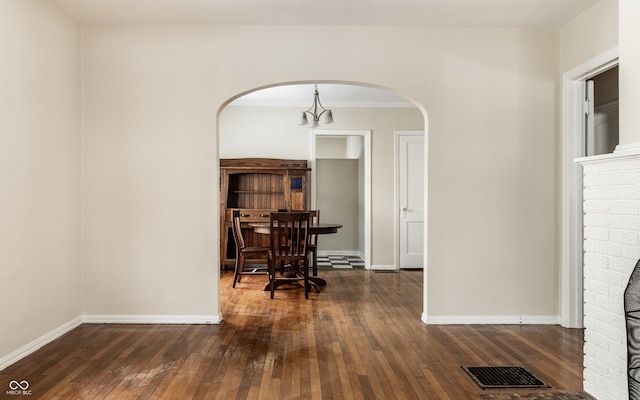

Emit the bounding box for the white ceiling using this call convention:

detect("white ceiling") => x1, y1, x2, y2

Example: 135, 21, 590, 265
53, 0, 598, 28
52, 0, 598, 107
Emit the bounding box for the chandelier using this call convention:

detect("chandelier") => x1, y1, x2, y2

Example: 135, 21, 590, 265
299, 84, 334, 128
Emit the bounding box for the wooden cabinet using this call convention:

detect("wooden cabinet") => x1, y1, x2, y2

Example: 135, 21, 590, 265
219, 158, 309, 268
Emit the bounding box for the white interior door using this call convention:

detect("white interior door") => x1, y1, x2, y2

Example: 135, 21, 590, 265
398, 133, 424, 269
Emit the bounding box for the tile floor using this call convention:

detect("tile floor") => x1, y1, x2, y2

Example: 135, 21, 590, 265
317, 255, 365, 269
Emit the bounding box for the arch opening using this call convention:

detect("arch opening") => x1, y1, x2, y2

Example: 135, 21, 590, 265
216, 80, 429, 321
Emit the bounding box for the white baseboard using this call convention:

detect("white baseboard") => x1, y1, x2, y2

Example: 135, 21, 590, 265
371, 264, 397, 271
422, 314, 560, 325
0, 316, 83, 372
82, 314, 222, 325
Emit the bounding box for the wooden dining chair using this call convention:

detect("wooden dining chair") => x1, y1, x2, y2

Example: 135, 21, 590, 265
308, 210, 320, 276
268, 211, 312, 299
231, 209, 271, 288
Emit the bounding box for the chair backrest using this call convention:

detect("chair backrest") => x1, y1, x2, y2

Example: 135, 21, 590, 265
308, 210, 320, 246
231, 209, 245, 250
269, 211, 311, 258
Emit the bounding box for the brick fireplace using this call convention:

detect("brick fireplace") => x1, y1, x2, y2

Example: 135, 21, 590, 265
579, 150, 640, 400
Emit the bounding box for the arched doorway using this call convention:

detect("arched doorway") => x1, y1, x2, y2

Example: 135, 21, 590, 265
217, 81, 429, 320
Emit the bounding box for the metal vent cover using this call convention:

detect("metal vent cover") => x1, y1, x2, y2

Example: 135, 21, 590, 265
463, 366, 550, 389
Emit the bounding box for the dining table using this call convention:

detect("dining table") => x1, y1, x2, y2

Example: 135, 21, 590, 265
248, 221, 343, 292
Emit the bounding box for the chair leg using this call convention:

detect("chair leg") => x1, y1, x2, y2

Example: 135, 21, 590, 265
312, 248, 318, 276
269, 258, 275, 299
233, 252, 243, 288
303, 259, 309, 299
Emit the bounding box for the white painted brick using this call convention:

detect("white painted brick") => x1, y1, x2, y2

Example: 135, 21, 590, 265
586, 265, 624, 288
595, 240, 624, 257
585, 329, 610, 351
584, 252, 610, 268
584, 239, 599, 253
623, 246, 640, 261
599, 349, 625, 373
599, 268, 626, 288
622, 216, 640, 231
608, 171, 640, 185
584, 213, 624, 229
584, 314, 598, 330
619, 185, 640, 200
584, 277, 610, 296
583, 239, 596, 252
610, 230, 639, 246
610, 257, 634, 274
595, 294, 623, 315
583, 305, 598, 324
586, 311, 625, 343
609, 200, 640, 216
609, 285, 626, 303
584, 264, 607, 281
584, 200, 610, 214
608, 368, 627, 386
584, 172, 612, 186
585, 226, 610, 240
588, 348, 611, 375
584, 290, 597, 305
610, 341, 628, 364
584, 186, 621, 200
582, 155, 640, 400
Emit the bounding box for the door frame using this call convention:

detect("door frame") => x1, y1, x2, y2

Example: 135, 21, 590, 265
395, 130, 425, 270
310, 129, 371, 269
561, 47, 618, 328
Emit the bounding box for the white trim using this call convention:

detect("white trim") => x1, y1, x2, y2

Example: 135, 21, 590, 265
310, 129, 372, 270
423, 315, 560, 325
614, 142, 640, 156
228, 100, 414, 109
82, 315, 222, 325
0, 316, 83, 371
561, 47, 619, 328
574, 144, 640, 165
371, 264, 397, 271
575, 145, 640, 165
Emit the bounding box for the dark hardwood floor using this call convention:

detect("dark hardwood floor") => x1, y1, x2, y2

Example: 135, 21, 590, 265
0, 269, 585, 399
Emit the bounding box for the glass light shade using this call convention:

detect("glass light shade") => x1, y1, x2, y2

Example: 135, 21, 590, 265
300, 112, 309, 126
324, 110, 334, 124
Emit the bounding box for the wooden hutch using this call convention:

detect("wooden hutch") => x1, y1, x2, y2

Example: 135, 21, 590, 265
219, 158, 309, 268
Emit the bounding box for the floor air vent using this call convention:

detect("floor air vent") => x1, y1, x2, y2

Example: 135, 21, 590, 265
463, 366, 550, 389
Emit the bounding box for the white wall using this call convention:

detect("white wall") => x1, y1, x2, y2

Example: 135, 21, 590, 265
0, 0, 81, 367
559, 0, 619, 72
81, 24, 560, 322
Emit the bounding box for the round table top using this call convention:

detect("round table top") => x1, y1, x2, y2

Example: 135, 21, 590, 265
249, 222, 343, 235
